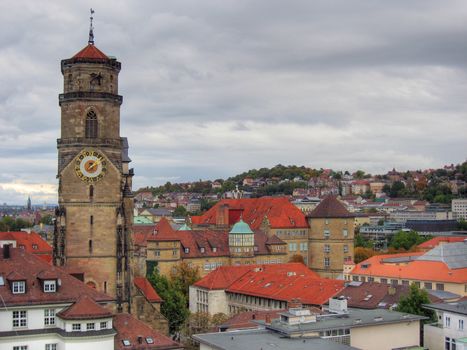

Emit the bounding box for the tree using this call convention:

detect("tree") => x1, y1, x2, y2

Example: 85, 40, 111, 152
354, 247, 375, 264
288, 254, 305, 264
396, 284, 435, 322
40, 214, 54, 225
148, 270, 190, 335
170, 262, 201, 300
389, 230, 428, 251
181, 312, 229, 350
354, 170, 365, 179
173, 206, 188, 217
355, 234, 372, 248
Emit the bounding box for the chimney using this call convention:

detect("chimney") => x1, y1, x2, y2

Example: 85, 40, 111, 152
3, 244, 11, 259
288, 298, 303, 309
216, 203, 229, 227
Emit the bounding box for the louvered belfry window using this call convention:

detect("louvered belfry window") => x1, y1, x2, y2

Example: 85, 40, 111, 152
85, 110, 98, 138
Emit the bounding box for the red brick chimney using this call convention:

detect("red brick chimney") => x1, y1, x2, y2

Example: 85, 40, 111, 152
216, 203, 229, 227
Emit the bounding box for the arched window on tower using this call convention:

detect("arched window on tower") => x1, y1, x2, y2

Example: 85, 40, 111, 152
85, 110, 98, 138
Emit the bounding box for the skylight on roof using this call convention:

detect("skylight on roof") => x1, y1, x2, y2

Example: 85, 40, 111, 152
0, 276, 4, 286
146, 337, 154, 344
122, 339, 131, 346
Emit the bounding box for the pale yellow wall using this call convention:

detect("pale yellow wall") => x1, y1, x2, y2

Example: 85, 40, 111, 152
351, 321, 420, 350
424, 324, 444, 350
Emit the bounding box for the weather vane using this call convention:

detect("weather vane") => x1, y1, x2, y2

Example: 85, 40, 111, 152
88, 8, 95, 45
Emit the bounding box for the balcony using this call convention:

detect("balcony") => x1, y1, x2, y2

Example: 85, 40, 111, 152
59, 92, 123, 105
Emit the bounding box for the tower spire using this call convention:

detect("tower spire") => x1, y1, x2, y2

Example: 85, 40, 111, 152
88, 8, 95, 45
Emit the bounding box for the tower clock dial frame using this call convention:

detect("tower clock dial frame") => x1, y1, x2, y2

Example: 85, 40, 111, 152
74, 149, 108, 183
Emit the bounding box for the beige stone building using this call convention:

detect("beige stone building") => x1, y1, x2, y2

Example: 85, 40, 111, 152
307, 196, 355, 279
53, 34, 166, 332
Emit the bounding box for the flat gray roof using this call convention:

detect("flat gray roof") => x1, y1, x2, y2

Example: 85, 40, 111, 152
424, 301, 467, 316
193, 329, 358, 350
266, 308, 425, 335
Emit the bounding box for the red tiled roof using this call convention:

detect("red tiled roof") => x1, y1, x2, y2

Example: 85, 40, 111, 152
226, 264, 343, 306
136, 218, 285, 258
350, 253, 467, 284
114, 313, 181, 350
195, 263, 342, 306
134, 277, 163, 303
191, 197, 308, 229
0, 247, 113, 307
72, 44, 109, 59
57, 294, 113, 320
0, 231, 52, 262
194, 265, 253, 290
417, 236, 466, 250
307, 195, 354, 218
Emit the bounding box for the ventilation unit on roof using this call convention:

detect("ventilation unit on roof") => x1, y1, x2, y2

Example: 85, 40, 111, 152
287, 271, 296, 276
361, 263, 371, 269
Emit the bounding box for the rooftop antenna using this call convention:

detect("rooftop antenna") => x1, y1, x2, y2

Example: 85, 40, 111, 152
88, 8, 95, 45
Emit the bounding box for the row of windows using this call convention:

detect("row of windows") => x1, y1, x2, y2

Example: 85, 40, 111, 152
445, 317, 464, 330
13, 346, 55, 350
12, 309, 107, 330
288, 242, 308, 252
324, 245, 349, 253
350, 276, 445, 291
204, 262, 223, 271
323, 229, 348, 238
276, 229, 307, 236
12, 280, 57, 294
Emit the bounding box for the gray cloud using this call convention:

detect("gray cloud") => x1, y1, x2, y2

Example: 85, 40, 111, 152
1, 0, 466, 204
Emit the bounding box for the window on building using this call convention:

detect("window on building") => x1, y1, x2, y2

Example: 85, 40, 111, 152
32, 244, 38, 250
445, 336, 456, 350
380, 278, 388, 284
172, 249, 177, 256
12, 310, 27, 328
12, 281, 26, 294
459, 319, 464, 330
390, 279, 398, 286
343, 245, 348, 253
85, 110, 98, 138
368, 277, 374, 282
325, 219, 329, 225
43, 280, 56, 293
44, 309, 55, 326
90, 215, 93, 225
155, 250, 160, 257
425, 282, 432, 290
436, 283, 444, 291
87, 323, 95, 330
100, 321, 108, 329
324, 229, 330, 238
72, 323, 81, 331
445, 316, 451, 328
13, 346, 28, 350
324, 257, 330, 268
324, 245, 330, 253
200, 247, 205, 253
45, 344, 57, 350
88, 240, 93, 254
342, 229, 348, 237
414, 281, 420, 288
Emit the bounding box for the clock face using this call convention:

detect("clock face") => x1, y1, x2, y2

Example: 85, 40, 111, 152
74, 149, 107, 183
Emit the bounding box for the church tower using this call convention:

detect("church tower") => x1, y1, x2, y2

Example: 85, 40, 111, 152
53, 14, 134, 312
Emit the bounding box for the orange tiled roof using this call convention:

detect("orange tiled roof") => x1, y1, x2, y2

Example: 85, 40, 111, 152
134, 277, 163, 303
417, 236, 466, 250
350, 253, 467, 284
191, 197, 308, 229
72, 44, 108, 59
57, 294, 113, 320
194, 265, 253, 290
114, 313, 181, 350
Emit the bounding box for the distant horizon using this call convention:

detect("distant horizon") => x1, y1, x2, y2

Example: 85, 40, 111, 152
2, 1, 467, 204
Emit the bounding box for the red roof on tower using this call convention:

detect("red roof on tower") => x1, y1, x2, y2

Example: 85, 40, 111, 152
307, 195, 354, 218
57, 294, 113, 320
72, 44, 109, 60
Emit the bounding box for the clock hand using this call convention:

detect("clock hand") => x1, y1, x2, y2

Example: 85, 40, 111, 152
89, 159, 102, 170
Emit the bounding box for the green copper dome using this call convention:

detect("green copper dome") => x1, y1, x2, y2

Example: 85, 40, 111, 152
229, 219, 254, 234
178, 223, 192, 231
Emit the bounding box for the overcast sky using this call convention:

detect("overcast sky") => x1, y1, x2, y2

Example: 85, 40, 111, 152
1, 1, 467, 205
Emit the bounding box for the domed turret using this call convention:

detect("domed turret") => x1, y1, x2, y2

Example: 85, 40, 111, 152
229, 219, 255, 258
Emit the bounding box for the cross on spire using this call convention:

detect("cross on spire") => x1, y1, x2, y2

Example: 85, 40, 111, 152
88, 8, 95, 45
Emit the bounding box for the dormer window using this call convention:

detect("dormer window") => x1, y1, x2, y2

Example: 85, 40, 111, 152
32, 244, 38, 250
12, 281, 26, 294
212, 247, 217, 252
184, 248, 190, 253
44, 280, 57, 293
122, 339, 131, 346
200, 247, 205, 253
